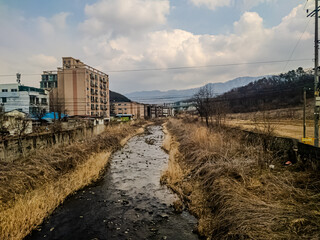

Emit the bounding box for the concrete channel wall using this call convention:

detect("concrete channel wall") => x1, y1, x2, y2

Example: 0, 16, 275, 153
232, 128, 320, 169
0, 124, 106, 162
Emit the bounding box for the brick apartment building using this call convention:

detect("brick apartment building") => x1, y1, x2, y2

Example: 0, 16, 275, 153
41, 57, 109, 118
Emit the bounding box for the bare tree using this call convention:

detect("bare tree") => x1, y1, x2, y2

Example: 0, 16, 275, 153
194, 85, 214, 127
50, 99, 67, 133
8, 116, 31, 153
212, 100, 228, 126
33, 107, 47, 122
0, 112, 9, 139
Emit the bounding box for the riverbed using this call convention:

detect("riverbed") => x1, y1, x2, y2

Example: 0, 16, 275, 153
26, 125, 198, 240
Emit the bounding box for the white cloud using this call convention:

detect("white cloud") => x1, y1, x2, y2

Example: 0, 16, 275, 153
190, 0, 277, 11
241, 0, 277, 10
28, 54, 58, 68
189, 0, 232, 10
0, 2, 313, 94
79, 0, 170, 36
0, 6, 75, 86
84, 3, 312, 92
36, 12, 70, 36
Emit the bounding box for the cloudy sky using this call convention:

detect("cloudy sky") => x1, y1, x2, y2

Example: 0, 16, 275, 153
0, 0, 314, 94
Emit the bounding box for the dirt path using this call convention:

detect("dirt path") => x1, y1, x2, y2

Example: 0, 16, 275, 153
25, 125, 198, 240
225, 119, 315, 140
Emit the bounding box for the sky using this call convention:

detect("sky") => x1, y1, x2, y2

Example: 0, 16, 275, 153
0, 0, 315, 94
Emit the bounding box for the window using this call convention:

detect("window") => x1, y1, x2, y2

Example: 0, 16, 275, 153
11, 89, 17, 92
2, 89, 8, 92
118, 108, 122, 110
118, 103, 121, 106
41, 98, 47, 105
2, 97, 7, 103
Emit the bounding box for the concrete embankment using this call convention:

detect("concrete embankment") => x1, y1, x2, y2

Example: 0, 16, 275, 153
0, 122, 145, 240
161, 118, 320, 239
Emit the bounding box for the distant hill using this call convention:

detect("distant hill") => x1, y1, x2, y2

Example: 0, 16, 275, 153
214, 68, 313, 113
110, 90, 131, 102
125, 76, 265, 104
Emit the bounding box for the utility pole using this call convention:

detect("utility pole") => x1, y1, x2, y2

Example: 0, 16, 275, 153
314, 0, 319, 147
304, 88, 307, 138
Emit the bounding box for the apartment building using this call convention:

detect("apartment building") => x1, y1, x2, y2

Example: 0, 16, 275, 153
0, 83, 49, 115
42, 57, 110, 118
112, 102, 145, 119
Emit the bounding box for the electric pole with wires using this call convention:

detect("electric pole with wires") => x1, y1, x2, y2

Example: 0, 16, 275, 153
307, 0, 320, 147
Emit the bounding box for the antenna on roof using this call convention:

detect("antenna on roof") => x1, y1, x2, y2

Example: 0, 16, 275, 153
16, 73, 21, 85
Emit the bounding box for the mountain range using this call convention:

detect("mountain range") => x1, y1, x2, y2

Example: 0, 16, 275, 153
124, 76, 266, 104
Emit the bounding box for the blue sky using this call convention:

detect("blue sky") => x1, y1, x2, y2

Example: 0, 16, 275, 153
0, 0, 313, 93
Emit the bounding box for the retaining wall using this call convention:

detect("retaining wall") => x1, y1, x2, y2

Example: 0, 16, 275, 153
0, 124, 106, 162
230, 127, 320, 169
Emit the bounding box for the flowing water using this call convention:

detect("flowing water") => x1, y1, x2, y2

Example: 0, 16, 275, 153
26, 125, 199, 240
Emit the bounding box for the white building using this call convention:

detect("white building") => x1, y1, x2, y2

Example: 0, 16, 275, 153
0, 83, 49, 116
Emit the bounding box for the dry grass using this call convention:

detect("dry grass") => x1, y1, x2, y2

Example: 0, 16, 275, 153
0, 121, 145, 240
225, 105, 316, 140
162, 118, 320, 239
225, 118, 314, 140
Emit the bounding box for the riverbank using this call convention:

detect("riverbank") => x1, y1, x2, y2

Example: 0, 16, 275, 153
0, 121, 145, 240
161, 118, 320, 239
26, 125, 198, 240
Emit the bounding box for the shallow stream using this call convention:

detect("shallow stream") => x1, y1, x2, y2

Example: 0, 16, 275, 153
26, 125, 198, 240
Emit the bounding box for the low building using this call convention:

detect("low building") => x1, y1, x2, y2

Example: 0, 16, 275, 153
0, 83, 49, 116
1, 110, 32, 136
162, 106, 174, 117
40, 71, 58, 89
112, 102, 145, 119
144, 104, 174, 118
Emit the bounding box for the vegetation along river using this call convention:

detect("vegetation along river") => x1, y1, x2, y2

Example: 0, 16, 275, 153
26, 125, 199, 240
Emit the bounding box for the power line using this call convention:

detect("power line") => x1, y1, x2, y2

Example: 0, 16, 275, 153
106, 59, 312, 73
0, 58, 312, 77
282, 15, 312, 72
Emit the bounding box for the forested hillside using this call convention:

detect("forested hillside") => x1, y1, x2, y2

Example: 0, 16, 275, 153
215, 67, 313, 113
110, 90, 131, 102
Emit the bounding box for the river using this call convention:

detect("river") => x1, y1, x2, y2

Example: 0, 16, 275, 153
26, 125, 199, 240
